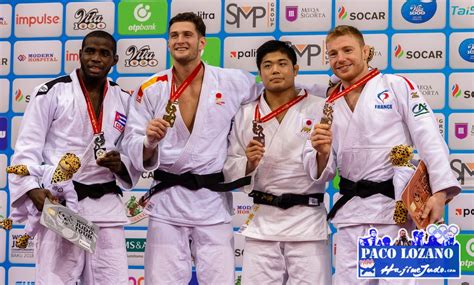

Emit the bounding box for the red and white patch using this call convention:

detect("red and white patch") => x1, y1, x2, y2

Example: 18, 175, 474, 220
298, 117, 315, 138
215, 92, 225, 105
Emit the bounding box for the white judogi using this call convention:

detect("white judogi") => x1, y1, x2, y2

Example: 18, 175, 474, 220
303, 73, 461, 285
224, 90, 331, 285
123, 64, 258, 285
9, 69, 140, 285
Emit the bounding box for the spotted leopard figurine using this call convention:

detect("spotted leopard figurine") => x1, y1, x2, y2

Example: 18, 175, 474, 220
0, 217, 12, 230
390, 144, 416, 225
6, 153, 81, 248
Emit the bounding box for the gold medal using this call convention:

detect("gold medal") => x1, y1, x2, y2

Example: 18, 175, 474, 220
162, 100, 177, 127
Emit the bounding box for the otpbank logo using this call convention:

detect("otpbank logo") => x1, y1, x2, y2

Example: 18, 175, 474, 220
118, 1, 168, 35
401, 0, 437, 23
225, 0, 276, 33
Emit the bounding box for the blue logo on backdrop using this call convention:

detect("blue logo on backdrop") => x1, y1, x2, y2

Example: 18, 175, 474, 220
358, 224, 460, 279
0, 117, 7, 150
401, 0, 437, 23
458, 38, 474, 63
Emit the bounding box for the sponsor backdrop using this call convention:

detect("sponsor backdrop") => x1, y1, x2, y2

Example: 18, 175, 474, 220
0, 0, 473, 284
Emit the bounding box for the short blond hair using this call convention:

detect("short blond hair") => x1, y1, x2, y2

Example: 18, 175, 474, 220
326, 25, 365, 47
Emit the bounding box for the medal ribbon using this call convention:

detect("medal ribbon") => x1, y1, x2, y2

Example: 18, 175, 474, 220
254, 90, 308, 123
326, 69, 380, 103
77, 69, 108, 134
170, 62, 203, 102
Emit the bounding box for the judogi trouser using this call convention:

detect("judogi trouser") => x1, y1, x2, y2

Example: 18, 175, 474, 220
334, 224, 417, 285
34, 225, 128, 285
145, 219, 235, 285
242, 238, 331, 285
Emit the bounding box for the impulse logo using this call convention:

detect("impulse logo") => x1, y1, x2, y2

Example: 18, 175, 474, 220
15, 13, 60, 27
395, 45, 404, 58
338, 6, 348, 20
451, 84, 462, 98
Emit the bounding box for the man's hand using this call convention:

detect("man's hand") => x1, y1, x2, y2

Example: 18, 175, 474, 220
310, 123, 332, 156
27, 188, 58, 211
422, 190, 447, 224
96, 150, 124, 174
145, 118, 170, 149
245, 139, 265, 175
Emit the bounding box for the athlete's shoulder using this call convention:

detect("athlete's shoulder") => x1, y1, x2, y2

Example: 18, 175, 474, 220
35, 75, 72, 96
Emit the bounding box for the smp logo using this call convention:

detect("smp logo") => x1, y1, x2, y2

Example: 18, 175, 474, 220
124, 45, 158, 67
455, 208, 474, 217
291, 43, 322, 66
393, 44, 442, 59
226, 2, 276, 30
229, 48, 257, 59
451, 157, 474, 187
73, 8, 106, 30
458, 38, 474, 63
14, 89, 30, 103
0, 117, 7, 150
338, 6, 348, 20
401, 0, 437, 23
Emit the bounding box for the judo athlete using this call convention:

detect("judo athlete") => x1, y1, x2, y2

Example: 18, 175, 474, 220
122, 12, 258, 285
303, 25, 461, 285
224, 40, 331, 285
8, 31, 140, 285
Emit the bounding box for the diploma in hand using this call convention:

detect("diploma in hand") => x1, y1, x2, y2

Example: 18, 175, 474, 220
401, 160, 432, 229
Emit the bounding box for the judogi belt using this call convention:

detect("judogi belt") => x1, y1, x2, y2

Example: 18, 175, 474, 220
249, 190, 324, 209
73, 181, 123, 201
140, 170, 251, 204
327, 177, 394, 220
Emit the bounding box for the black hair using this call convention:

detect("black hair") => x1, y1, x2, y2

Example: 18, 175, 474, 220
82, 31, 117, 55
256, 40, 297, 70
169, 12, 206, 37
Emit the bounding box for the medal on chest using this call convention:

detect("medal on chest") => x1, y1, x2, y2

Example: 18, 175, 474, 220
163, 62, 203, 127
93, 132, 106, 159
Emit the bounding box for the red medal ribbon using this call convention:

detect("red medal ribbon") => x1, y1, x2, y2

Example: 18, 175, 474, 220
254, 90, 308, 123
170, 62, 203, 102
326, 69, 380, 103
77, 69, 108, 134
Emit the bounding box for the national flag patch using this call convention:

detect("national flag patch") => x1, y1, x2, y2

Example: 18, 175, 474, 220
114, 111, 127, 132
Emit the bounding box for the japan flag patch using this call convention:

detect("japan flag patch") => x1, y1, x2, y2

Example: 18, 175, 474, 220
298, 117, 315, 139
